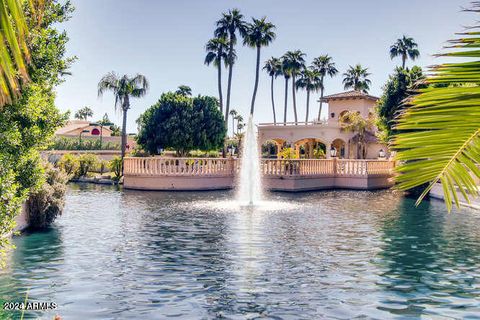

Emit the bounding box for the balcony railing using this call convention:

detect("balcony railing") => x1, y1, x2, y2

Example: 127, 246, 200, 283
124, 157, 395, 177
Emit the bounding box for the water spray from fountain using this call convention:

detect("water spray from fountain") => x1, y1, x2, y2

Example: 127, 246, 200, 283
237, 115, 263, 206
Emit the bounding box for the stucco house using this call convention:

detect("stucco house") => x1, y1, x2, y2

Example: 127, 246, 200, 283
55, 120, 113, 137
258, 90, 387, 159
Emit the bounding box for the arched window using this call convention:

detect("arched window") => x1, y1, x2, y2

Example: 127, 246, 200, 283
91, 128, 100, 136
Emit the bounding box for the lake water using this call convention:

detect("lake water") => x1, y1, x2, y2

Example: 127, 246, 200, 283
1, 184, 480, 319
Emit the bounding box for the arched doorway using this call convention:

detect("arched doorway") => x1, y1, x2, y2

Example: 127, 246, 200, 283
331, 138, 347, 158
294, 138, 326, 159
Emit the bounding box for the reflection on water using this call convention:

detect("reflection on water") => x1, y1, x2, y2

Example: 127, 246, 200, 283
1, 184, 480, 319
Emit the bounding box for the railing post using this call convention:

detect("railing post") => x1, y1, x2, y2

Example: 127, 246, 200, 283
333, 157, 337, 176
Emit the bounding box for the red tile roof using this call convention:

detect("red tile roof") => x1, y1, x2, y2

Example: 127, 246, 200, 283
322, 90, 379, 102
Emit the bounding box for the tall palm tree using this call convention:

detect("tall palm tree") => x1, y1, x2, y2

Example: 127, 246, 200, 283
263, 57, 282, 124
390, 35, 420, 69
243, 16, 276, 116
214, 9, 247, 126
280, 56, 291, 124
312, 55, 338, 121
282, 50, 306, 124
394, 3, 480, 211
342, 64, 371, 93
204, 37, 229, 113
0, 0, 31, 107
296, 68, 322, 123
98, 72, 149, 164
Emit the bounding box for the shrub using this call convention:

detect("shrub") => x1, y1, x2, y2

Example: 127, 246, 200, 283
109, 156, 122, 182
57, 153, 79, 176
26, 163, 68, 228
77, 154, 99, 177
50, 136, 120, 151
279, 147, 297, 159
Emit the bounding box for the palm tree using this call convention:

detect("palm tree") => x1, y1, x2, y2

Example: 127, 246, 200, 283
390, 35, 420, 69
214, 9, 247, 126
282, 50, 306, 124
280, 56, 291, 124
235, 114, 244, 133
0, 0, 30, 106
229, 109, 238, 136
74, 106, 94, 120
342, 64, 371, 93
296, 68, 322, 123
394, 3, 480, 211
98, 72, 149, 164
312, 55, 338, 121
205, 37, 229, 113
263, 57, 282, 124
243, 17, 276, 116
339, 111, 375, 159
175, 85, 192, 96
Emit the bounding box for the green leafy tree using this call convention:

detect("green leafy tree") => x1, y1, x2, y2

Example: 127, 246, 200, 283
376, 66, 425, 143
282, 50, 306, 124
175, 85, 192, 96
390, 35, 420, 69
205, 37, 230, 114
214, 8, 247, 126
243, 16, 276, 115
0, 0, 74, 259
97, 72, 149, 162
394, 3, 480, 211
296, 68, 322, 123
342, 64, 372, 93
263, 57, 282, 124
312, 55, 338, 120
136, 92, 226, 156
74, 106, 93, 120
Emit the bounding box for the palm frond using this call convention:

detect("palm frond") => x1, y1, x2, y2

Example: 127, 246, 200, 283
0, 0, 30, 107
394, 4, 480, 211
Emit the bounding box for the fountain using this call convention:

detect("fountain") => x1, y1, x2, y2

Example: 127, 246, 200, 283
237, 115, 263, 206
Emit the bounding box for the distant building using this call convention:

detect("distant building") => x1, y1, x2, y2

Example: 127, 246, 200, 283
258, 90, 387, 159
55, 120, 113, 137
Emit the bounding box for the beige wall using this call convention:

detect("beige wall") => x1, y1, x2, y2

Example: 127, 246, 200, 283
327, 99, 376, 123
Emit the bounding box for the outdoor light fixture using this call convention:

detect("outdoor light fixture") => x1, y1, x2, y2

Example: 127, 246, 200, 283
330, 146, 337, 158
79, 129, 90, 145
379, 149, 386, 158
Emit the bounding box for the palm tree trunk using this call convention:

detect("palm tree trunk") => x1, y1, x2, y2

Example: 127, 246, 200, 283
318, 75, 325, 121
217, 59, 223, 114
292, 74, 298, 124
232, 116, 235, 137
225, 38, 234, 127
249, 45, 261, 116
402, 54, 406, 69
270, 75, 276, 124
305, 89, 310, 123
283, 77, 289, 125
121, 104, 128, 175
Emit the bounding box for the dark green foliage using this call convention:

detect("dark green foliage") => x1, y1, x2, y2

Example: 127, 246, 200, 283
376, 66, 425, 143
26, 162, 68, 229
136, 92, 226, 156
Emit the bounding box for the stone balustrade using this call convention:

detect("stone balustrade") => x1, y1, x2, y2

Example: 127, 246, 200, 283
123, 157, 395, 191
124, 157, 235, 176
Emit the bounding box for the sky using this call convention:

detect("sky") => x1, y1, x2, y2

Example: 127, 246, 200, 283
55, 0, 472, 134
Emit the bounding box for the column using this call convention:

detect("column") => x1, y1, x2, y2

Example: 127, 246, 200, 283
326, 142, 332, 159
